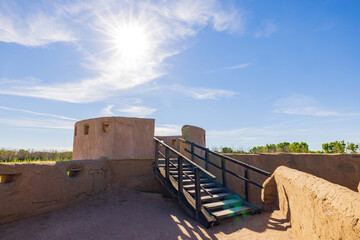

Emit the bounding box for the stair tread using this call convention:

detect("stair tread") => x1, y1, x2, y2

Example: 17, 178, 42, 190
183, 178, 209, 183
203, 199, 244, 210
183, 183, 217, 189
169, 170, 193, 174
187, 187, 225, 194
201, 193, 231, 202
211, 206, 252, 219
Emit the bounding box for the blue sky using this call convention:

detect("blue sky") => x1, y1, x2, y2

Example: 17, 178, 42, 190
0, 0, 359, 151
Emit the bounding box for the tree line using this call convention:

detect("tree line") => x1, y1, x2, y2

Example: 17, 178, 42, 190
213, 141, 359, 154
0, 149, 72, 162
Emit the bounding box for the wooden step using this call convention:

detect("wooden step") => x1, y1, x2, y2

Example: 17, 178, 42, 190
201, 193, 231, 203
187, 187, 225, 196
169, 170, 194, 174
183, 178, 209, 184
211, 206, 252, 219
172, 174, 195, 179
158, 164, 192, 168
183, 182, 217, 190
203, 198, 244, 211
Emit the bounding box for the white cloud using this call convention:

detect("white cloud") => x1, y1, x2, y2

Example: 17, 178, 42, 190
172, 85, 236, 100
224, 63, 251, 70
0, 2, 76, 46
273, 95, 343, 117
0, 105, 76, 130
155, 124, 182, 136
0, 106, 78, 121
204, 62, 251, 73
100, 105, 115, 116
254, 20, 278, 38
0, 118, 74, 130
117, 105, 156, 118
0, 0, 245, 103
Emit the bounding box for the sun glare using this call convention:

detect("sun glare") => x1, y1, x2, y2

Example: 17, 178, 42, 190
112, 24, 150, 61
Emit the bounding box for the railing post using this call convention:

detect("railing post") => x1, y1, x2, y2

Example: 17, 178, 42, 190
178, 156, 183, 200
205, 148, 209, 171
221, 157, 227, 187
155, 141, 159, 169
244, 168, 249, 202
165, 148, 170, 181
195, 168, 201, 221
191, 144, 195, 162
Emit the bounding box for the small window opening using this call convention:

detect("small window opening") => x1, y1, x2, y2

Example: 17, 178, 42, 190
84, 124, 89, 135
0, 174, 17, 184
74, 127, 77, 137
66, 168, 82, 178
172, 139, 176, 146
103, 122, 109, 133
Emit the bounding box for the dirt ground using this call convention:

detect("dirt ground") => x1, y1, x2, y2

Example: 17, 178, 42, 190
0, 190, 291, 240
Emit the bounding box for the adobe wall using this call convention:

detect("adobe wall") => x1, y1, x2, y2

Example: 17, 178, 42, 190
73, 117, 155, 160
216, 153, 360, 206
180, 125, 206, 168
0, 160, 110, 224
155, 135, 182, 158
73, 116, 162, 193
262, 166, 360, 240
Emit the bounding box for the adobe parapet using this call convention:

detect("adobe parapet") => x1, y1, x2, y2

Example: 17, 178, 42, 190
73, 117, 155, 160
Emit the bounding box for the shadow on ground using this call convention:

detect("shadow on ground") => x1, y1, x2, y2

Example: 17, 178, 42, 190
0, 190, 291, 240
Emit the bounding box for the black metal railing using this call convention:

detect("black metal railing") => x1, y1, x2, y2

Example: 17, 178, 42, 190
154, 137, 216, 221
179, 138, 270, 202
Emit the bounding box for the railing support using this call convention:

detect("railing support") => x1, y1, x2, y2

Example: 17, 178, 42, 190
205, 148, 209, 171
244, 168, 249, 202
195, 168, 201, 221
191, 144, 195, 162
178, 156, 183, 200
221, 157, 227, 187
155, 141, 159, 169
165, 148, 170, 181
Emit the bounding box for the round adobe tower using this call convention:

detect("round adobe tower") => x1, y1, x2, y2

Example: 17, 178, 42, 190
73, 117, 155, 160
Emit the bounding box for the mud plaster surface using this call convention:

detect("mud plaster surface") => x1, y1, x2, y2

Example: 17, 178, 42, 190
0, 190, 291, 240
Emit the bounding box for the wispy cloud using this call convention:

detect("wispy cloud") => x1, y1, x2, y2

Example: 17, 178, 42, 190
0, 118, 74, 130
254, 20, 278, 38
155, 124, 182, 136
100, 105, 115, 116
172, 85, 236, 100
0, 0, 245, 103
204, 62, 251, 73
118, 105, 156, 118
0, 105, 77, 130
273, 95, 347, 117
0, 106, 78, 121
0, 2, 76, 46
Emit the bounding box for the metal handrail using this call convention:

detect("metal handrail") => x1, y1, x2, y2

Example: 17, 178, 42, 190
184, 148, 263, 188
179, 138, 270, 176
154, 137, 216, 180
164, 158, 214, 197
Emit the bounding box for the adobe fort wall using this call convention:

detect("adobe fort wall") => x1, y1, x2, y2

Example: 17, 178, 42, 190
262, 166, 360, 239
215, 153, 360, 205
0, 160, 110, 224
73, 117, 155, 160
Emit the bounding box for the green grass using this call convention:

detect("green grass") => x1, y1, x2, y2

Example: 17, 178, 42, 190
2, 158, 71, 163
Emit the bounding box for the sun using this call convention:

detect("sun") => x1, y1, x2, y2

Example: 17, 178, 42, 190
112, 24, 150, 61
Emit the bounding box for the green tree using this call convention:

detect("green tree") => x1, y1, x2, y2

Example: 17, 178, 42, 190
288, 142, 309, 153
346, 142, 359, 153
276, 142, 290, 152
221, 147, 233, 153
322, 141, 346, 153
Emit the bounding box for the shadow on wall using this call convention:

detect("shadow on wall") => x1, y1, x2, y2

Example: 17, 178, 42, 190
262, 166, 360, 240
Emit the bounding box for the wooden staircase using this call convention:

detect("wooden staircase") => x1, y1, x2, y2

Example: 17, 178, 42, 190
154, 138, 269, 228
158, 159, 259, 221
